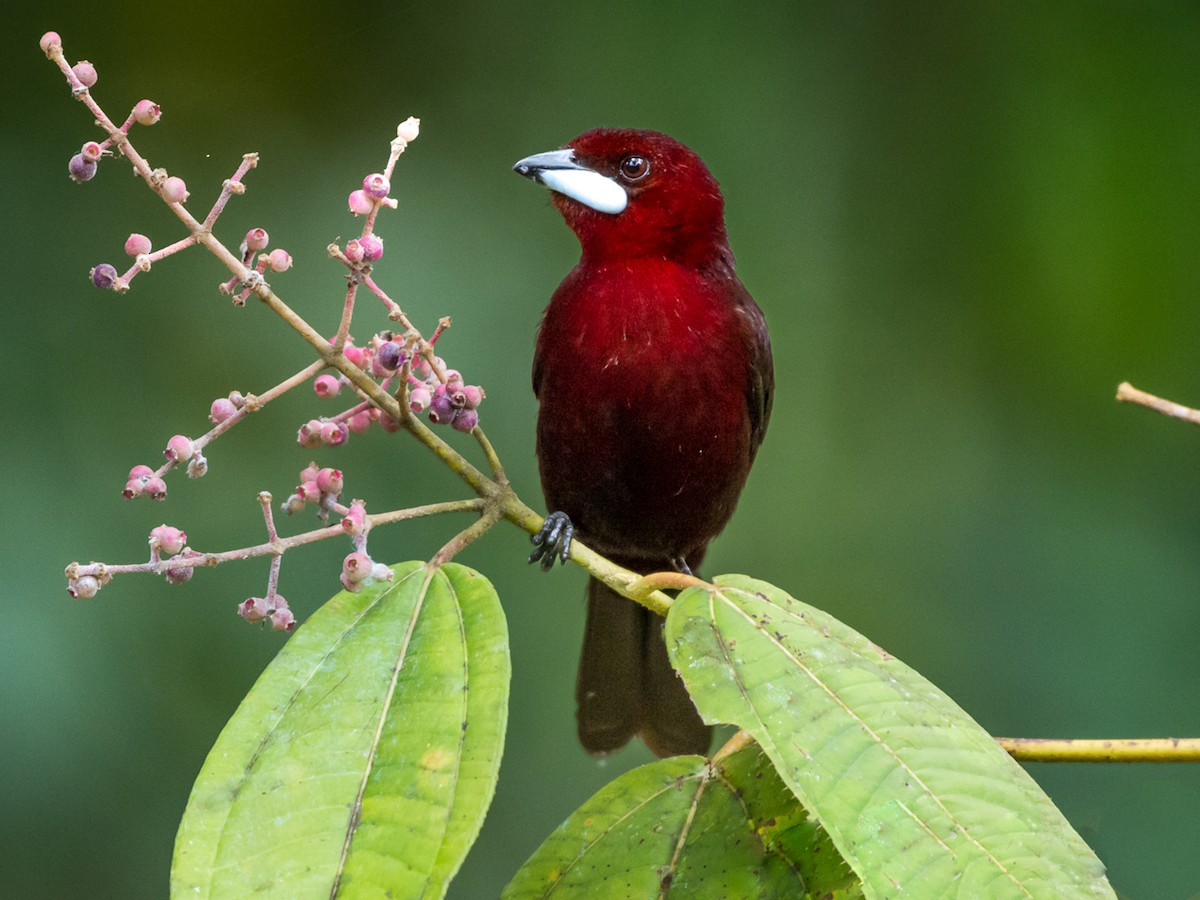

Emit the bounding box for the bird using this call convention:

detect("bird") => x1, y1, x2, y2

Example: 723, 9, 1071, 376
513, 128, 773, 758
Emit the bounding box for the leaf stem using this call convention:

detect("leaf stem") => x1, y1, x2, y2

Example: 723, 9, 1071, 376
998, 736, 1200, 763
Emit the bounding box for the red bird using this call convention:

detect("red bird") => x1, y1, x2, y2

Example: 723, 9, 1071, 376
514, 129, 773, 757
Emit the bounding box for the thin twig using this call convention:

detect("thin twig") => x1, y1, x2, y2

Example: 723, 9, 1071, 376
1116, 381, 1200, 425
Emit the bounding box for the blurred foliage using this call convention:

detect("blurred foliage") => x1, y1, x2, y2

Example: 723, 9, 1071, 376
5, 2, 1200, 898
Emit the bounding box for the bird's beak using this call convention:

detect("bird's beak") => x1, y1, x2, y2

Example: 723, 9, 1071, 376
512, 149, 628, 215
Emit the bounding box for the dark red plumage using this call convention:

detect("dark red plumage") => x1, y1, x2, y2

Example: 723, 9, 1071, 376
515, 128, 773, 757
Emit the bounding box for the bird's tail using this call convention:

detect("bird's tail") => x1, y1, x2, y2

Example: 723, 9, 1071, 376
576, 576, 712, 758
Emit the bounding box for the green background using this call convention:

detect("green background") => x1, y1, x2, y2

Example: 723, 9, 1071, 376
6, 3, 1200, 897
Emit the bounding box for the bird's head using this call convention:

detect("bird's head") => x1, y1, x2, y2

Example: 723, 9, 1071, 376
513, 128, 730, 267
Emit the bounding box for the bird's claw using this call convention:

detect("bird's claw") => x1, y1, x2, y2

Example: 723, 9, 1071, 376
529, 511, 574, 571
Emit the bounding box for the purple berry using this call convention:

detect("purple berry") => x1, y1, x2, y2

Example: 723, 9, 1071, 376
452, 408, 479, 432
359, 234, 383, 261
362, 173, 390, 200
69, 153, 97, 183
375, 341, 404, 371
428, 393, 455, 425
90, 264, 119, 290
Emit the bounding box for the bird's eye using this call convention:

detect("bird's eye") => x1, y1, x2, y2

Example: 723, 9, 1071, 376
619, 155, 650, 181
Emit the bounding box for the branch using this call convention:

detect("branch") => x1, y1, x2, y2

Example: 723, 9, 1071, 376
998, 736, 1200, 763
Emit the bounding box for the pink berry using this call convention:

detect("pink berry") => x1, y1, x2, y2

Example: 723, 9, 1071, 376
72, 61, 98, 87
313, 374, 341, 398
267, 249, 292, 272
343, 343, 367, 367
81, 141, 103, 162
461, 385, 485, 409
144, 477, 168, 500
130, 464, 154, 480
452, 408, 479, 432
362, 173, 390, 200
348, 409, 373, 434
209, 397, 237, 423
320, 421, 349, 446
358, 234, 383, 261
162, 176, 189, 203
342, 551, 373, 585
40, 32, 62, 54
150, 525, 188, 556
297, 479, 322, 502
69, 154, 97, 183
316, 467, 343, 494
379, 412, 403, 433
244, 228, 269, 251
238, 597, 269, 623
90, 264, 118, 290
408, 385, 432, 413
348, 190, 373, 216
123, 478, 144, 499
341, 501, 367, 535
344, 239, 365, 263
133, 99, 161, 126
125, 233, 152, 257
165, 434, 194, 463
297, 419, 323, 448
270, 608, 296, 632
299, 462, 321, 483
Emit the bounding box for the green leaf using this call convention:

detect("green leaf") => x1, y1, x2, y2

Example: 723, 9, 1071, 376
503, 749, 807, 898
665, 575, 1115, 899
717, 741, 863, 899
171, 562, 509, 899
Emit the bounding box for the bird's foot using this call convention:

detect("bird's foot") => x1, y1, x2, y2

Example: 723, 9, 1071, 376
672, 557, 694, 577
529, 511, 574, 571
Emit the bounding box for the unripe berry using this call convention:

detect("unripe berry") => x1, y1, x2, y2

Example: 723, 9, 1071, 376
358, 233, 383, 261
379, 413, 403, 433
39, 32, 62, 54
123, 478, 144, 499
238, 596, 268, 623
69, 153, 97, 183
267, 249, 292, 272
342, 551, 373, 585
461, 385, 485, 409
299, 462, 321, 484
124, 233, 152, 257
130, 464, 155, 480
348, 409, 373, 434
187, 455, 208, 479
90, 264, 119, 290
69, 575, 101, 599
144, 477, 167, 500
298, 419, 324, 448
313, 374, 341, 398
343, 343, 367, 367
244, 228, 269, 251
72, 60, 98, 87
397, 117, 420, 143
297, 480, 322, 502
133, 99, 161, 126
344, 239, 365, 263
371, 562, 394, 582
316, 467, 343, 495
270, 607, 296, 632
162, 176, 189, 204
320, 421, 349, 446
164, 434, 195, 463
408, 385, 432, 413
341, 501, 367, 535
282, 492, 306, 516
81, 141, 104, 162
348, 190, 373, 216
150, 524, 187, 556
362, 173, 390, 200
209, 397, 237, 423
